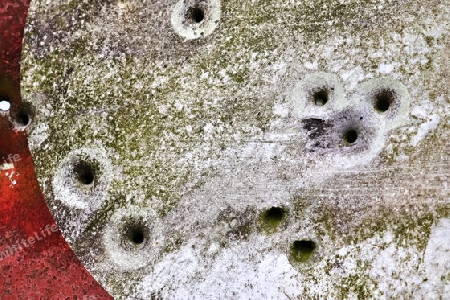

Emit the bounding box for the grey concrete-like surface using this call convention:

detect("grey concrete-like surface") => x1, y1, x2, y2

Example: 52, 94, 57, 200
20, 0, 450, 298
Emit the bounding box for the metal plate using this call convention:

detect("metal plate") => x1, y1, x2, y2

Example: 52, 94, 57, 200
21, 0, 450, 298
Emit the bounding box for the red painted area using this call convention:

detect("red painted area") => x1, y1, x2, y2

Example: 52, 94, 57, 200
0, 1, 112, 298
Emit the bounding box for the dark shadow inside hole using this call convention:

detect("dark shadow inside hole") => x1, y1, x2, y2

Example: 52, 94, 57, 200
264, 207, 284, 223
15, 110, 30, 126
374, 89, 395, 112
312, 89, 329, 106
186, 6, 205, 23
126, 226, 145, 245
73, 161, 95, 185
343, 129, 358, 144
260, 206, 286, 233
292, 240, 316, 259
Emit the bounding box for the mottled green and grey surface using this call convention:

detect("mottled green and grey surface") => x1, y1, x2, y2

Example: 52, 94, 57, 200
20, 0, 450, 298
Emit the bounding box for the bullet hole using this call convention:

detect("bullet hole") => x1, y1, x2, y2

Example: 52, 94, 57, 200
14, 109, 30, 127
12, 103, 34, 130
186, 6, 205, 23
127, 226, 145, 245
290, 240, 316, 262
264, 206, 283, 222
260, 206, 286, 233
120, 217, 150, 249
343, 129, 358, 145
374, 89, 395, 112
312, 89, 329, 106
73, 161, 95, 185
172, 0, 220, 40
0, 100, 10, 111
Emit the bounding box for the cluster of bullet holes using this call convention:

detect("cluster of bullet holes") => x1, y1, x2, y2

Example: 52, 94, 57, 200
259, 207, 317, 263
292, 73, 409, 154
171, 0, 221, 40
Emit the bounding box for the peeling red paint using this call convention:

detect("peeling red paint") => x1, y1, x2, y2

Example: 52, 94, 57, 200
0, 1, 112, 298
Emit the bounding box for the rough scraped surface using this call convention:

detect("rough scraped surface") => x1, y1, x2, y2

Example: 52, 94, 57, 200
20, 0, 450, 298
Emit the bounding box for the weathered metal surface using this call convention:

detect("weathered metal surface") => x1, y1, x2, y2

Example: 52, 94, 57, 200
21, 0, 450, 298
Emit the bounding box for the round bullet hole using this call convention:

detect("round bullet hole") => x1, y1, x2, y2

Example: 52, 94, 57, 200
343, 129, 358, 145
104, 206, 161, 270
312, 89, 328, 106
0, 100, 10, 111
374, 89, 395, 113
126, 226, 145, 245
186, 6, 205, 23
263, 206, 284, 223
120, 217, 151, 249
73, 161, 95, 185
171, 0, 220, 40
53, 147, 111, 210
12, 103, 34, 130
290, 240, 316, 262
260, 206, 286, 233
15, 109, 30, 127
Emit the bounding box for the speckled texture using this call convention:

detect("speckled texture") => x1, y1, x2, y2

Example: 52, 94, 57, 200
21, 0, 450, 298
0, 0, 112, 297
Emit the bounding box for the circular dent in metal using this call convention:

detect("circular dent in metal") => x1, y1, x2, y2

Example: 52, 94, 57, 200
355, 77, 410, 128
52, 146, 112, 210
290, 72, 346, 118
103, 205, 163, 270
171, 0, 221, 40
